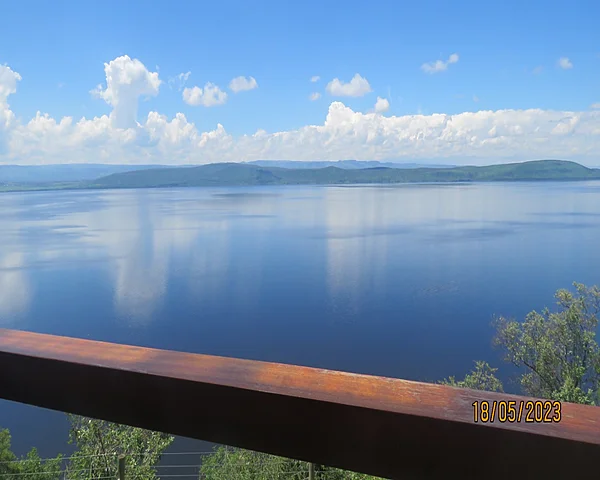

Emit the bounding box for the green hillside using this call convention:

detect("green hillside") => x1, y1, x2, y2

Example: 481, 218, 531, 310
89, 160, 600, 189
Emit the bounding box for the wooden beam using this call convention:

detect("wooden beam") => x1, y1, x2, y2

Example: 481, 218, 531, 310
0, 328, 599, 479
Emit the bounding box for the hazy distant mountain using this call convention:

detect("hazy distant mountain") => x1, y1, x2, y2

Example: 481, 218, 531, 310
0, 164, 169, 183
246, 160, 455, 169
87, 160, 600, 190
0, 161, 453, 184
4, 160, 599, 192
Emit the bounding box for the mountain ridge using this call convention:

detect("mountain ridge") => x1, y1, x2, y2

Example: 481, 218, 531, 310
87, 159, 600, 190
1, 160, 599, 193
245, 160, 455, 169
0, 160, 450, 183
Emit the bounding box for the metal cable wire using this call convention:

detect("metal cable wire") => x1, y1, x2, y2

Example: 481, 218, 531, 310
160, 475, 309, 478
0, 475, 116, 480
159, 453, 215, 456
0, 454, 118, 466
0, 474, 311, 480
0, 452, 334, 479
0, 468, 121, 478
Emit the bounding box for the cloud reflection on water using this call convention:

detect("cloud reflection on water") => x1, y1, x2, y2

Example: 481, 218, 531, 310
0, 182, 599, 328
0, 252, 30, 322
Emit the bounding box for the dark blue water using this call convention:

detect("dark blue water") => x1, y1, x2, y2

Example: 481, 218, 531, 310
1, 182, 600, 455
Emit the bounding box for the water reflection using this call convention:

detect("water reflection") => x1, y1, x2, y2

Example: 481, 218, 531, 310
0, 182, 599, 332
0, 189, 283, 326
70, 191, 240, 323
0, 251, 30, 321
323, 187, 392, 321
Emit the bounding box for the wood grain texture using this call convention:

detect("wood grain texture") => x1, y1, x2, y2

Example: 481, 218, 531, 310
1, 328, 599, 479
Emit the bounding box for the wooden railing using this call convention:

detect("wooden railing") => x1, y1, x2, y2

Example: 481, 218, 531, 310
0, 328, 599, 479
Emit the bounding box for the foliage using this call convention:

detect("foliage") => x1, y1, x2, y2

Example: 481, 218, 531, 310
199, 446, 384, 480
0, 429, 62, 480
199, 446, 306, 480
440, 361, 504, 392
314, 465, 386, 480
446, 283, 600, 405
0, 429, 18, 477
15, 448, 63, 480
65, 415, 174, 480
493, 282, 600, 404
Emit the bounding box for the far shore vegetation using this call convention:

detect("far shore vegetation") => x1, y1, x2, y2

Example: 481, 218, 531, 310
2, 160, 600, 193
1, 281, 598, 479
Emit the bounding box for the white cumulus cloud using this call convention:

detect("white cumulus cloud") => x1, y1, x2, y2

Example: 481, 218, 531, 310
591, 103, 600, 109
183, 83, 228, 107
0, 65, 21, 104
326, 74, 372, 97
309, 92, 321, 101
1, 56, 600, 167
310, 75, 320, 83
0, 64, 22, 151
91, 55, 161, 129
374, 97, 389, 113
421, 53, 459, 74
229, 76, 258, 93
558, 57, 573, 69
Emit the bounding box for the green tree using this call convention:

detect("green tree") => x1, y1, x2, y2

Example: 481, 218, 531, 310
16, 448, 62, 480
494, 282, 600, 404
0, 429, 62, 480
199, 446, 384, 480
0, 429, 18, 478
65, 415, 174, 480
444, 283, 600, 405
440, 361, 504, 392
199, 446, 306, 480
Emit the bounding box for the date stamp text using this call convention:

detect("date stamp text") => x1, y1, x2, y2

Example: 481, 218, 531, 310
472, 400, 561, 423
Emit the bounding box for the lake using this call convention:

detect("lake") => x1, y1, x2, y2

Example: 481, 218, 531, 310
1, 182, 600, 456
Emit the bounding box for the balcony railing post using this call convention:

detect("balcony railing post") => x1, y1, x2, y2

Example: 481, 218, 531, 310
118, 454, 126, 480
308, 462, 315, 480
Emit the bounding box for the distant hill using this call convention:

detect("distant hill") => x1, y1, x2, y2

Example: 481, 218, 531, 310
0, 161, 450, 183
88, 160, 600, 190
0, 164, 169, 183
246, 160, 455, 169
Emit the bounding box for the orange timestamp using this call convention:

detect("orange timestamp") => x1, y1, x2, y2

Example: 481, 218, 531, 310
472, 400, 561, 423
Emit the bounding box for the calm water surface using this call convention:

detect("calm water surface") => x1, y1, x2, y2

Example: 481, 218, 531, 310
1, 182, 600, 455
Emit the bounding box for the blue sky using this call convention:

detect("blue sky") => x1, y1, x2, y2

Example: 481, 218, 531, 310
0, 0, 599, 165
